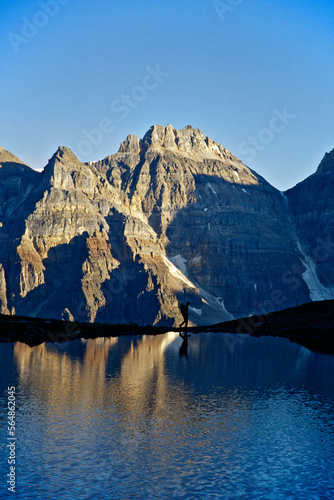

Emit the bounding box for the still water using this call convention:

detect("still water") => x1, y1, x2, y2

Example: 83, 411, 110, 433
1, 331, 334, 500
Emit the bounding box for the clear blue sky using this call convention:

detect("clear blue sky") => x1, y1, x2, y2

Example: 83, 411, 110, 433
1, 0, 333, 190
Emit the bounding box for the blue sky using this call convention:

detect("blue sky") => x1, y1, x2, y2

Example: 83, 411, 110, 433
1, 0, 333, 190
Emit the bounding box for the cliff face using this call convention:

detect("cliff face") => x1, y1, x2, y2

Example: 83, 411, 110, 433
0, 127, 332, 325
285, 148, 334, 299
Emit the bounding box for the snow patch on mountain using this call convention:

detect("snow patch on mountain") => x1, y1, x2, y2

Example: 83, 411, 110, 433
298, 242, 334, 301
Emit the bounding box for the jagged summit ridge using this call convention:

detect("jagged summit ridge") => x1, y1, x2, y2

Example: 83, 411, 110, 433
111, 124, 259, 188
118, 124, 234, 160
37, 125, 254, 187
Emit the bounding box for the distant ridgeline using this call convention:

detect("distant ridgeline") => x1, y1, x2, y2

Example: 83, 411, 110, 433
0, 127, 333, 326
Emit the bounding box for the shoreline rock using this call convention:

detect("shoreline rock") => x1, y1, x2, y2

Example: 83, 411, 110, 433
1, 299, 333, 354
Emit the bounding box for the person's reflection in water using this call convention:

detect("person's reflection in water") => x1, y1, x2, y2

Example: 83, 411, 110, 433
179, 331, 190, 358
179, 302, 190, 330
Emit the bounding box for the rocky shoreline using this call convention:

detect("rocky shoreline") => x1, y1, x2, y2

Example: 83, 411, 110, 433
1, 299, 334, 354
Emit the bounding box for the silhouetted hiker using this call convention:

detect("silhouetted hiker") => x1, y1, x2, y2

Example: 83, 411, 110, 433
179, 302, 190, 330
179, 331, 190, 358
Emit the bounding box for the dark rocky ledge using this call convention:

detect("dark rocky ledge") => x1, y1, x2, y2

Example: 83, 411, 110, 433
0, 299, 334, 354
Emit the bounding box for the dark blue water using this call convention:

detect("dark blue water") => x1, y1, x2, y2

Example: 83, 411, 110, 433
1, 332, 334, 499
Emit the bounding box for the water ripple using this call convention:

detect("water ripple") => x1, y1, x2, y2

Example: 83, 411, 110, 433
1, 334, 334, 499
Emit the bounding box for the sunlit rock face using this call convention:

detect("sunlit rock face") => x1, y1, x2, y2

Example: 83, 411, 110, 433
0, 126, 331, 325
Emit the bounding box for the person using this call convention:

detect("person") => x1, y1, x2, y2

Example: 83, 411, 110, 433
179, 301, 190, 330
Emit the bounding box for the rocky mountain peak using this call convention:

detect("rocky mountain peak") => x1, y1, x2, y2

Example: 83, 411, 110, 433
42, 146, 82, 176
316, 148, 334, 174
40, 146, 94, 194
50, 146, 80, 164
0, 147, 30, 169
103, 124, 259, 189
137, 124, 236, 164
118, 134, 140, 154
0, 147, 38, 196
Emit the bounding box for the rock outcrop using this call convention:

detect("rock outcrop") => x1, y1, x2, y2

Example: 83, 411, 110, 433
0, 127, 333, 325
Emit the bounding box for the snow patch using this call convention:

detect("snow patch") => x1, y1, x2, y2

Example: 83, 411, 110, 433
169, 254, 188, 275
198, 286, 233, 318
280, 191, 288, 203
189, 306, 202, 316
207, 181, 217, 196
211, 144, 223, 157
217, 297, 228, 309
297, 242, 334, 301
233, 170, 241, 182
163, 255, 195, 289
168, 257, 234, 320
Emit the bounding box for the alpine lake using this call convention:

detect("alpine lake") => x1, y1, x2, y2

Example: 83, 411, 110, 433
1, 331, 334, 500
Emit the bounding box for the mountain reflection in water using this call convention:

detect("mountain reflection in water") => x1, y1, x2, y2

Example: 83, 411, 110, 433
1, 332, 334, 500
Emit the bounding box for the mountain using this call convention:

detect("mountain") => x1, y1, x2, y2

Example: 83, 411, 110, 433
0, 126, 333, 326
285, 148, 334, 299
